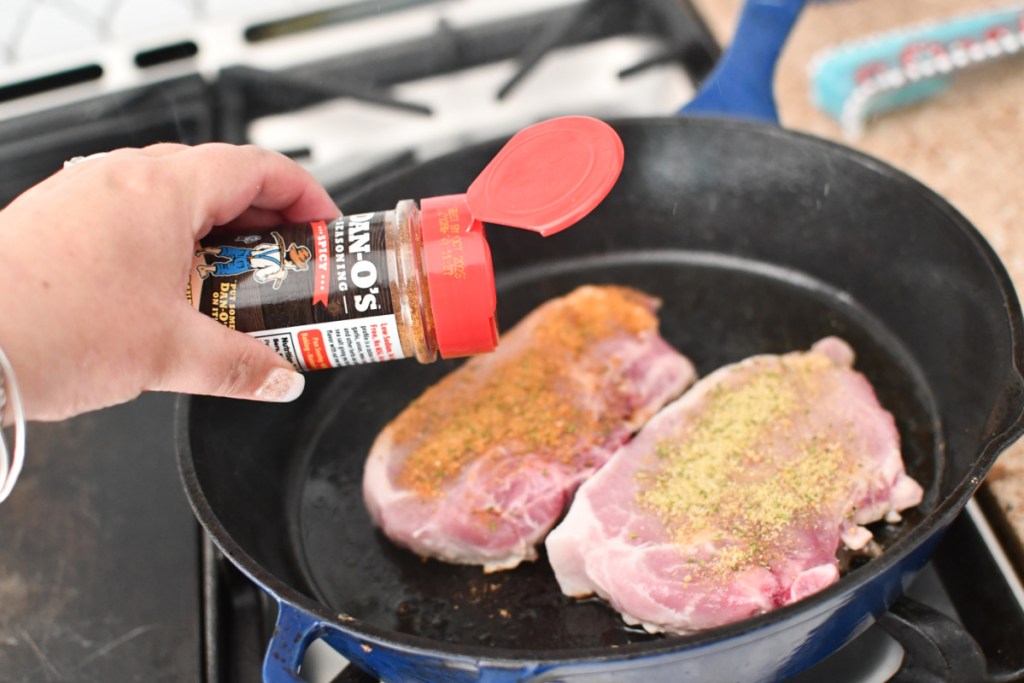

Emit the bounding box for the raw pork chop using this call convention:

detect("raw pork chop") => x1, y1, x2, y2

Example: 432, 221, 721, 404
546, 337, 923, 633
363, 285, 696, 572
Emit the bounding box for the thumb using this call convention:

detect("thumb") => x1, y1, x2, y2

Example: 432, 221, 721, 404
154, 310, 305, 402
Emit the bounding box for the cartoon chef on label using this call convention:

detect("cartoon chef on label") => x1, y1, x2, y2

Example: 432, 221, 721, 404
195, 232, 312, 290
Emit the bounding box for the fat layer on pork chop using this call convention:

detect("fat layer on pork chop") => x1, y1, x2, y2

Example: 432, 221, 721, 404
545, 337, 924, 633
362, 285, 697, 572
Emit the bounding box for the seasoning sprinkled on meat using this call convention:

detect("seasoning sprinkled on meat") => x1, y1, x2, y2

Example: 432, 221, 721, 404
363, 285, 697, 572
390, 286, 659, 497
546, 337, 924, 633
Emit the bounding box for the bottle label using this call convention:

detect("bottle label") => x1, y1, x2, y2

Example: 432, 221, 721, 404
187, 213, 406, 369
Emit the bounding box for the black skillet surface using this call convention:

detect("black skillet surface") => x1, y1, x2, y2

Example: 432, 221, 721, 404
289, 250, 939, 649
181, 118, 1024, 678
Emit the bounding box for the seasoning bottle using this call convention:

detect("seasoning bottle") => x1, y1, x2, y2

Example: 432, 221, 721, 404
186, 116, 624, 370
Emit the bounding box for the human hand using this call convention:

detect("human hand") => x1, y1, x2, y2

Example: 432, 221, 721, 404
0, 143, 340, 422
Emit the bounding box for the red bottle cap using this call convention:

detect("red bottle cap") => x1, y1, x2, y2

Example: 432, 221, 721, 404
420, 195, 498, 359
420, 116, 624, 358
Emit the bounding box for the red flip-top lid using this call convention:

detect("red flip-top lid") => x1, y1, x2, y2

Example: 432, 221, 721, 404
420, 116, 624, 358
466, 115, 624, 236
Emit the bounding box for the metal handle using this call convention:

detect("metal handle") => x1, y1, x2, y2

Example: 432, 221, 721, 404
263, 600, 324, 683
680, 0, 807, 123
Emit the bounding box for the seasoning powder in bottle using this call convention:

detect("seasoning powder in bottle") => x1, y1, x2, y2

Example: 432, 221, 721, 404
185, 116, 625, 370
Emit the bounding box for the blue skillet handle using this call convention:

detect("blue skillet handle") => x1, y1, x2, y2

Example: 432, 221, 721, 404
263, 600, 324, 683
680, 0, 807, 124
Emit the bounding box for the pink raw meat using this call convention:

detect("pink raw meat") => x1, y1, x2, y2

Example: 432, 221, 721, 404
546, 337, 923, 633
363, 285, 697, 572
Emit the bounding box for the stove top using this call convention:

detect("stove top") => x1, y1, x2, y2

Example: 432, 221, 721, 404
0, 0, 716, 206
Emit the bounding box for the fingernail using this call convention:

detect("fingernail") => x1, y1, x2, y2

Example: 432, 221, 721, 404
63, 151, 110, 169
255, 368, 305, 402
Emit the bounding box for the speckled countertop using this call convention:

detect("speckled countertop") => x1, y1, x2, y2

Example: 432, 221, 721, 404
691, 0, 1024, 560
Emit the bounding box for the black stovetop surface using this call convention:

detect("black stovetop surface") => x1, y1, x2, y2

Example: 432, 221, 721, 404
0, 394, 200, 682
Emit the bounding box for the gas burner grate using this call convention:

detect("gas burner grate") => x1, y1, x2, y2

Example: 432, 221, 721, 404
214, 0, 717, 132
0, 0, 718, 207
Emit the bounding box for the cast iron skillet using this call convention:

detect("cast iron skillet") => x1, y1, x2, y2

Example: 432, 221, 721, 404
178, 2, 1024, 681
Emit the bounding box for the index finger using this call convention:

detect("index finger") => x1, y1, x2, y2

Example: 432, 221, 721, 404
169, 143, 340, 237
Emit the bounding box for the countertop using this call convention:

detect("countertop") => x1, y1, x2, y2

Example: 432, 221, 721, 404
692, 0, 1024, 560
